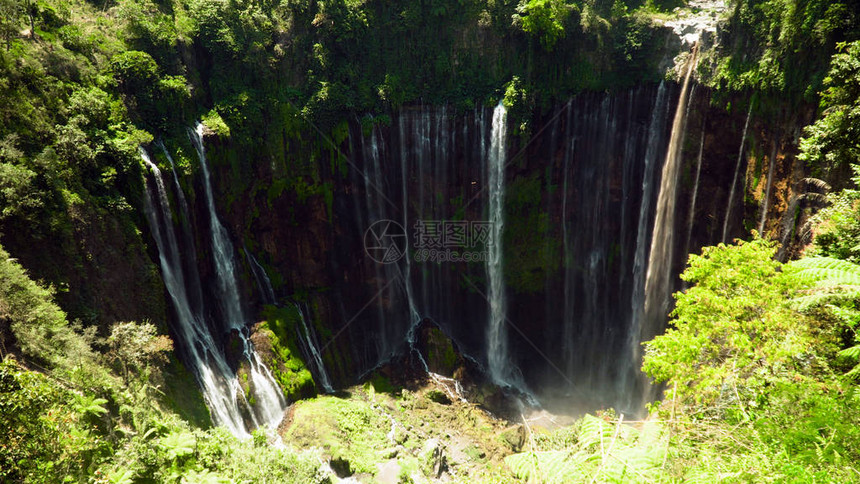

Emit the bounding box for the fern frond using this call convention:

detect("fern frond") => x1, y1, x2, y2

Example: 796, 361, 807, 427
789, 257, 860, 287
825, 304, 860, 327
838, 345, 860, 360
791, 291, 860, 311
577, 414, 616, 450
505, 450, 588, 483
685, 468, 719, 484
802, 177, 831, 192
799, 192, 829, 205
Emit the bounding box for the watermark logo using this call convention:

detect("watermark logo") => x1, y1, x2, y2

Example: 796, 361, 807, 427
364, 219, 493, 264
364, 220, 408, 264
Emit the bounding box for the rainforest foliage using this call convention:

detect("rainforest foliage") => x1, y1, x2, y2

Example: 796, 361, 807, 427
703, 0, 860, 102
3, 0, 860, 482
0, 0, 678, 325
504, 220, 860, 481
0, 247, 326, 482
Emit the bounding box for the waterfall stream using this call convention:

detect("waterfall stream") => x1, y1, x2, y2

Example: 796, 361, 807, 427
759, 139, 778, 234
141, 149, 258, 437
684, 127, 706, 258
485, 102, 514, 387
295, 303, 334, 393
722, 103, 753, 243
187, 124, 287, 431
623, 82, 670, 407
641, 47, 698, 406
245, 248, 276, 306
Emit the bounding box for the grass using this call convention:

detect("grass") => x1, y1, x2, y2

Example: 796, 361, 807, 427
280, 380, 517, 482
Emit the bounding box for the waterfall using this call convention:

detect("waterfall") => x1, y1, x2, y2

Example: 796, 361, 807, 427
156, 141, 191, 220
684, 127, 706, 258
156, 141, 207, 316
722, 103, 753, 243
759, 139, 778, 234
561, 101, 575, 378
340, 95, 692, 410
246, 248, 276, 306
188, 123, 245, 331
641, 48, 698, 405
620, 82, 670, 407
398, 115, 422, 332
295, 303, 333, 393
186, 125, 287, 431
399, 109, 434, 375
141, 148, 255, 438
361, 123, 397, 358
486, 101, 513, 386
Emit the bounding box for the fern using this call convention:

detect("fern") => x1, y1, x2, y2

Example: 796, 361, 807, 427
790, 256, 860, 287
105, 469, 135, 484
840, 345, 860, 360
801, 177, 832, 192
789, 257, 860, 377
505, 450, 590, 483
505, 415, 667, 483
792, 291, 860, 311
180, 469, 229, 484
160, 431, 196, 460
826, 304, 860, 327
72, 394, 108, 417
684, 468, 720, 484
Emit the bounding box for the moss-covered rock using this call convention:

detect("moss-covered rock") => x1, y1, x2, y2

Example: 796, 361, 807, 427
417, 324, 461, 377
252, 306, 317, 401
277, 369, 530, 482
282, 395, 391, 475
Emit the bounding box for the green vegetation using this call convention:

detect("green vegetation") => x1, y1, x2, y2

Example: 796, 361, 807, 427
799, 40, 860, 177
0, 242, 332, 482
258, 305, 316, 400
703, 0, 860, 104
506, 413, 667, 482
504, 237, 860, 482
642, 238, 811, 407
285, 394, 391, 474
503, 173, 558, 293
5, 0, 860, 482
502, 145, 860, 480
283, 382, 519, 482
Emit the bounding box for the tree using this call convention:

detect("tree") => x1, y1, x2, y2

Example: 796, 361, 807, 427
105, 321, 172, 386
642, 238, 813, 408
799, 41, 860, 176
0, 0, 23, 51
790, 256, 860, 379
0, 135, 42, 220
514, 0, 572, 51
25, 0, 36, 39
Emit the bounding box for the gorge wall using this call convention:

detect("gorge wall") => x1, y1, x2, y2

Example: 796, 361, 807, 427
142, 77, 812, 417
0, 0, 852, 440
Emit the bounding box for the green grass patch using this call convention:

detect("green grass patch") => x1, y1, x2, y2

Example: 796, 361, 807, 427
283, 395, 390, 475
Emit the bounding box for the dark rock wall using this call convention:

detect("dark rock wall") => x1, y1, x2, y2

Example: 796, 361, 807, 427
158, 81, 812, 412
1, 78, 814, 414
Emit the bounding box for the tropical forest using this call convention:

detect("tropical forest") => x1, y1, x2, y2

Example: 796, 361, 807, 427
2, 0, 860, 481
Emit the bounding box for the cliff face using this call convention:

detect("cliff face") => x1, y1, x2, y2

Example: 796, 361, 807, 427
0, 66, 814, 413
161, 80, 812, 410
1, 194, 166, 333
